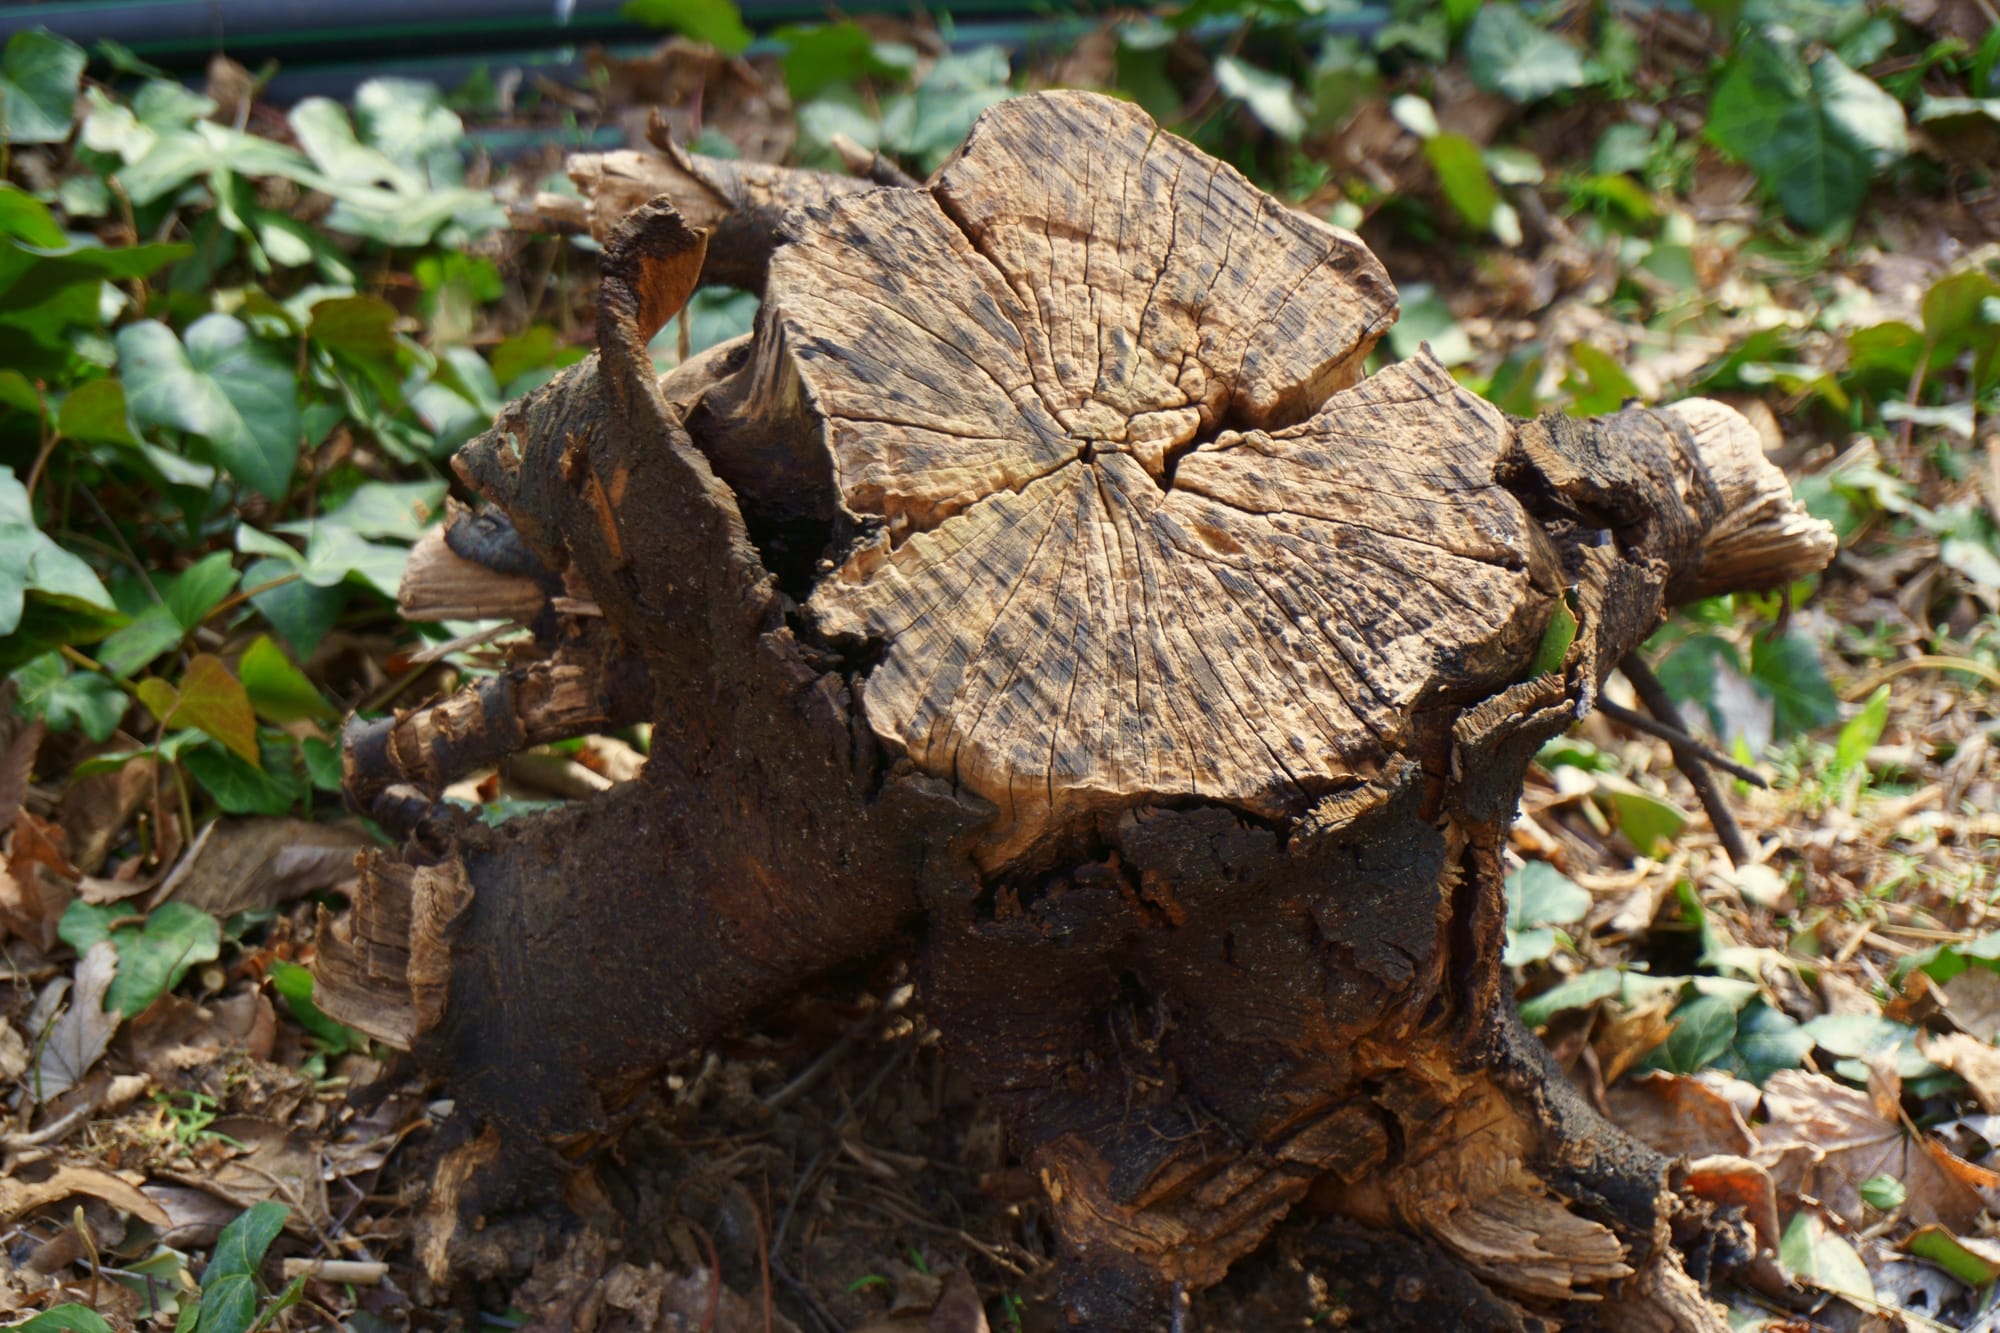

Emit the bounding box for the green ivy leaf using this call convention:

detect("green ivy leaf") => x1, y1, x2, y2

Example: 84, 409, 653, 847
0, 29, 86, 145
1749, 631, 1840, 738
307, 294, 404, 372
1780, 1212, 1874, 1305
239, 635, 333, 724
58, 900, 222, 1018
301, 736, 343, 792
1422, 133, 1499, 231
1503, 862, 1591, 967
1595, 781, 1688, 857
1858, 1175, 1906, 1212
119, 315, 301, 500
1727, 1002, 1813, 1084
490, 325, 584, 391
620, 0, 753, 55
1565, 342, 1641, 415
1706, 35, 1907, 231
1506, 862, 1591, 930
241, 556, 344, 658
1529, 595, 1578, 678
1518, 968, 1622, 1027
181, 743, 302, 816
0, 182, 67, 246
165, 551, 241, 632
775, 21, 913, 101
114, 120, 320, 207
878, 48, 1012, 172
0, 465, 123, 673
9, 1304, 114, 1333
269, 960, 367, 1052
10, 653, 127, 740
205, 1200, 288, 1283
1654, 994, 1737, 1074
194, 1273, 257, 1333
1215, 56, 1306, 142
1465, 6, 1589, 103
354, 78, 468, 180
56, 378, 141, 446
289, 98, 420, 195
1832, 684, 1890, 779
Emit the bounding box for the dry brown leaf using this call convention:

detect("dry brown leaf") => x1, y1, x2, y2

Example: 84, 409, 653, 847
0, 1165, 170, 1229
151, 817, 366, 916
1684, 1155, 1782, 1254
29, 941, 118, 1105
1923, 1033, 2000, 1113
1606, 1071, 1757, 1158
58, 747, 158, 876
0, 719, 44, 836
1942, 967, 2000, 1044
139, 1182, 243, 1248
1595, 1000, 1680, 1088
927, 1270, 990, 1333
1682, 1155, 1790, 1297
121, 990, 274, 1075
1, 809, 78, 949
1884, 967, 1946, 1027
1755, 1069, 2000, 1231
159, 1117, 331, 1233
0, 1017, 26, 1084
1820, 970, 1881, 1017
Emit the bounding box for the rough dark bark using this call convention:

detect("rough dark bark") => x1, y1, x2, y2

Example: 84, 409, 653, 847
322, 92, 1834, 1330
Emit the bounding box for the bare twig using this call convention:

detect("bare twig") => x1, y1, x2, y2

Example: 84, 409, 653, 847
1616, 654, 1756, 868
4, 1099, 96, 1150
1596, 699, 1768, 787
280, 1259, 389, 1285
763, 986, 910, 1110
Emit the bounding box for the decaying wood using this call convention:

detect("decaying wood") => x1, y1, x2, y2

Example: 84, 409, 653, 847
328, 91, 1836, 1330
567, 131, 875, 293
396, 522, 547, 625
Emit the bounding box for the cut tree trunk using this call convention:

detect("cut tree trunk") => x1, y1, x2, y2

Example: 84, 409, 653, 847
320, 91, 1835, 1330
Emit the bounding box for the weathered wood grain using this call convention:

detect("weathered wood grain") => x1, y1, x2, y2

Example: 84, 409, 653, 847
746, 91, 1554, 863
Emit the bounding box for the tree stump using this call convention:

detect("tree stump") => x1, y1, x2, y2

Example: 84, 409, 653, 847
320, 92, 1835, 1330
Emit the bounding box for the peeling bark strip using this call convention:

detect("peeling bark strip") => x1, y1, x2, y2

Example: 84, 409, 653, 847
328, 90, 1835, 1330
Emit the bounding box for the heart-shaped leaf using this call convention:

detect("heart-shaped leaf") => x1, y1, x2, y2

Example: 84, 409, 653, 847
0, 29, 85, 145
119, 315, 301, 500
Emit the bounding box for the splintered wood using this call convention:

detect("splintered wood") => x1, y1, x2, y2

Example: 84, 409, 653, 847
769, 92, 1558, 855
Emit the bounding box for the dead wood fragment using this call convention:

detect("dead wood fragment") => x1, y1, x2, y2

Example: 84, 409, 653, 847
326, 89, 1837, 1331
342, 638, 649, 818
571, 134, 878, 293
398, 526, 547, 624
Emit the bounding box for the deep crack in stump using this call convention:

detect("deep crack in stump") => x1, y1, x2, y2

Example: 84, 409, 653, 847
320, 92, 1835, 1331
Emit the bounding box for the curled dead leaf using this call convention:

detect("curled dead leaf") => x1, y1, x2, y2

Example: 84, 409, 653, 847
0, 1164, 170, 1229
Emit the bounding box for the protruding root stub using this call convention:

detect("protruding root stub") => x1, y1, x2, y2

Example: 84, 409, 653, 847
322, 90, 1836, 1328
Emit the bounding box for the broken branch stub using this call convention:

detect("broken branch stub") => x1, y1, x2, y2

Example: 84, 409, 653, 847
329, 90, 1835, 1330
